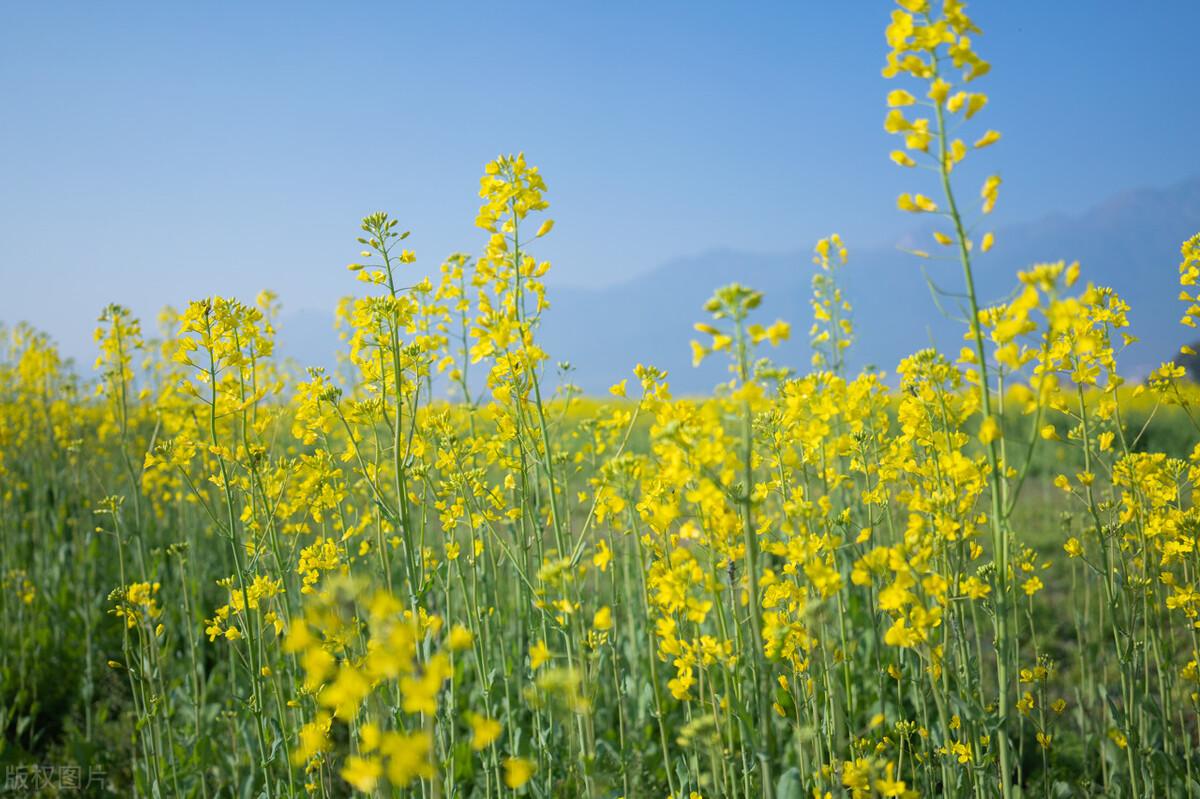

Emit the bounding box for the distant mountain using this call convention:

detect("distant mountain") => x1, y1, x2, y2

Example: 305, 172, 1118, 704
278, 177, 1200, 395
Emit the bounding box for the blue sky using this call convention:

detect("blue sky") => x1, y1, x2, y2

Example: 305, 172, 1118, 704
2, 1, 1198, 360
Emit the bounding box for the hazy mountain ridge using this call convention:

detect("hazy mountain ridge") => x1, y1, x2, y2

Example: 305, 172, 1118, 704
278, 177, 1200, 394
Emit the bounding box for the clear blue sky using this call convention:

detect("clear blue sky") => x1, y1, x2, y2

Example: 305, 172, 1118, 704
2, 1, 1197, 360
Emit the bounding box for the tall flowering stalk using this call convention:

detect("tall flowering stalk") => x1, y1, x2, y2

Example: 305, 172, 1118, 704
881, 2, 1021, 794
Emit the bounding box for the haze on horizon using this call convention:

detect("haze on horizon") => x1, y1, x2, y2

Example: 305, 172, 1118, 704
1, 0, 1198, 365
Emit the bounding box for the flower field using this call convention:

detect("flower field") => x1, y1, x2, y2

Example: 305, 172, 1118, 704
4, 2, 1200, 797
